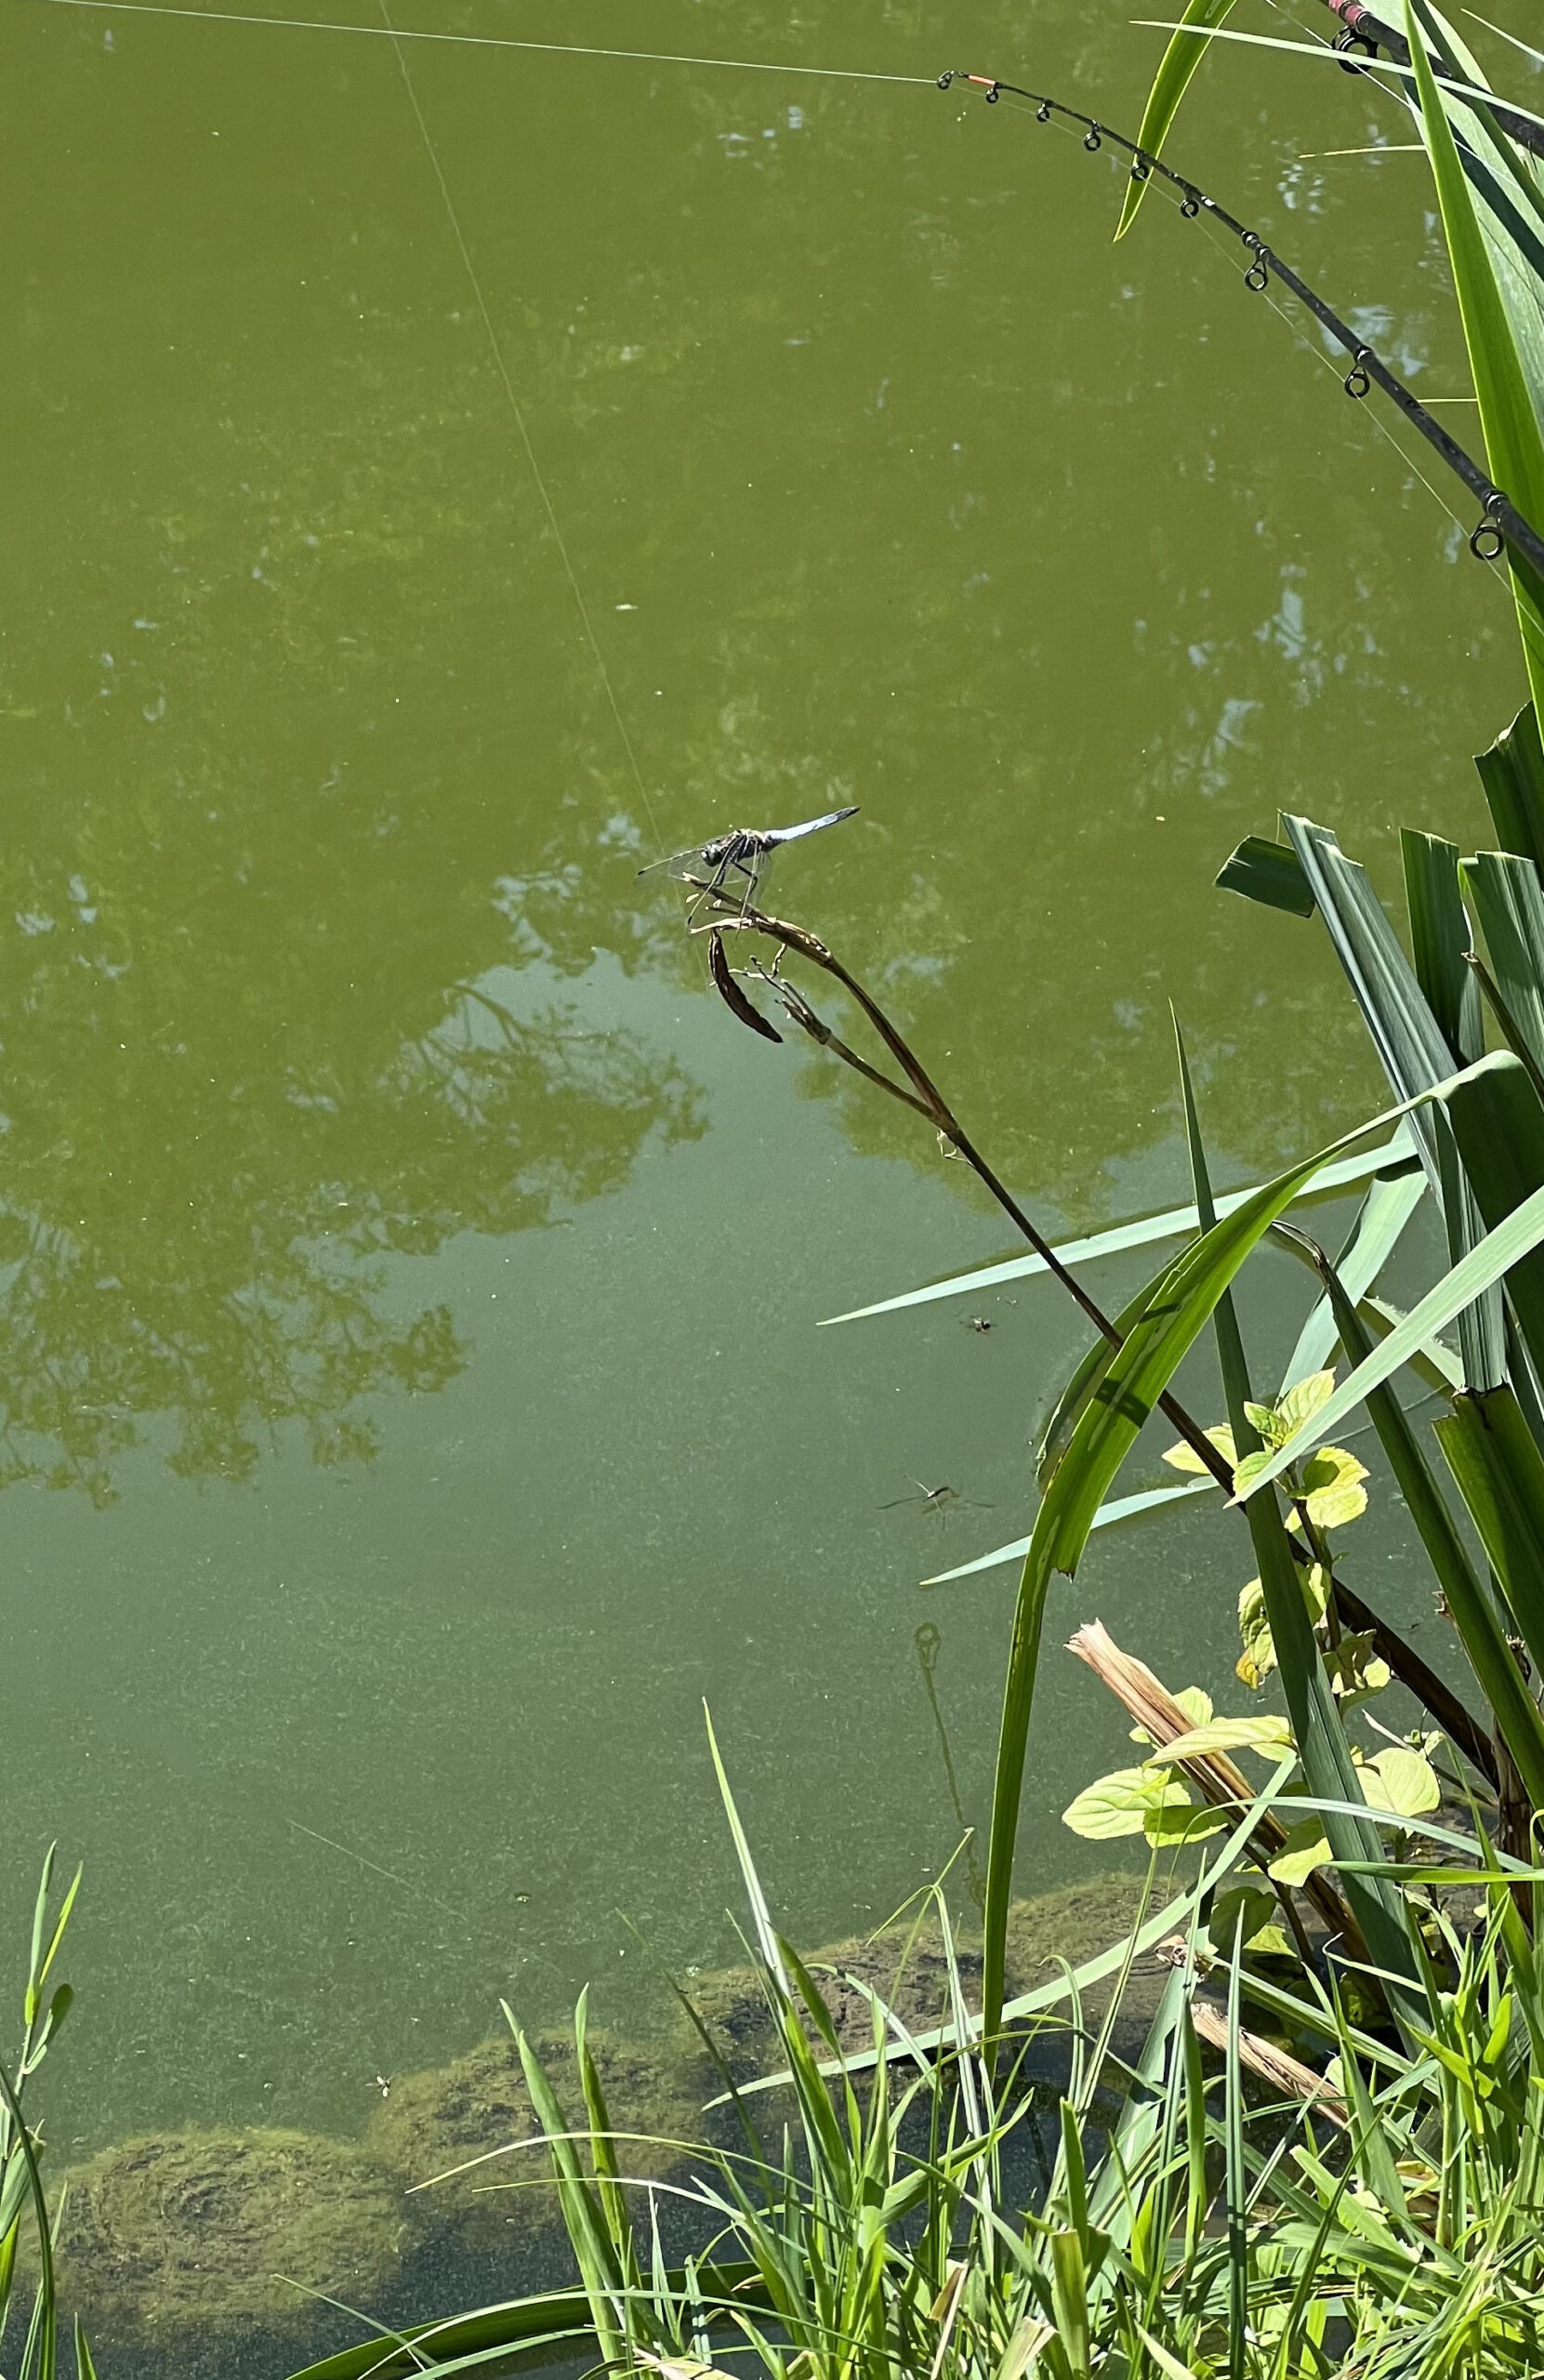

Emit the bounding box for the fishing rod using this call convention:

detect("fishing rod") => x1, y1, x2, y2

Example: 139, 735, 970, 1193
938, 68, 1544, 587
1317, 0, 1544, 165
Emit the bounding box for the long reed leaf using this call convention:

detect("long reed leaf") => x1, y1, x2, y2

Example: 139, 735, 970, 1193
978, 1074, 1449, 2040
1235, 1059, 1544, 1502
1115, 0, 1241, 239
819, 1138, 1415, 1325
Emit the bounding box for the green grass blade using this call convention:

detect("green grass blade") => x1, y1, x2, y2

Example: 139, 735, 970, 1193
573, 1989, 640, 2290
703, 1706, 788, 1992
1115, 0, 1242, 239
1236, 1058, 1544, 1502
0, 2054, 53, 2380
1475, 702, 1544, 869
23, 1851, 56, 2031
818, 1137, 1416, 1324
509, 2017, 625, 2349
1223, 1928, 1247, 2380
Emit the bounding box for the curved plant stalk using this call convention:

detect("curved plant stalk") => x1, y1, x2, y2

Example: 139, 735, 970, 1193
700, 904, 1505, 2041
707, 903, 1234, 1489
1172, 1024, 1423, 2030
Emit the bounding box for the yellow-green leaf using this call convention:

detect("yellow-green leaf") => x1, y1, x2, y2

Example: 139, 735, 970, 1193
1153, 1715, 1295, 1764
1302, 1447, 1369, 1532
1358, 1744, 1441, 1818
1062, 1766, 1192, 1840
1277, 1369, 1337, 1435
1244, 1398, 1284, 1445
1236, 1578, 1276, 1688
1232, 1448, 1275, 1498
1269, 1818, 1333, 1887
1163, 1424, 1236, 1476
1326, 1633, 1392, 1703
1142, 1801, 1232, 1844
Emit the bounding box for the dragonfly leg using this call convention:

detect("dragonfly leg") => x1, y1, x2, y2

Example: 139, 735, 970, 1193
685, 853, 734, 929
728, 854, 761, 918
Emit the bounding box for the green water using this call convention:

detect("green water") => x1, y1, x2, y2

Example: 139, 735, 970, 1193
0, 0, 1527, 2163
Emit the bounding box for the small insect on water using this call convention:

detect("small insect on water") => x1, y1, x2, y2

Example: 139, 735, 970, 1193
375, 2074, 392, 2099
879, 1478, 994, 1526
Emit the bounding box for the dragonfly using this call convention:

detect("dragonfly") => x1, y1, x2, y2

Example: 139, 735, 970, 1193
636, 806, 859, 923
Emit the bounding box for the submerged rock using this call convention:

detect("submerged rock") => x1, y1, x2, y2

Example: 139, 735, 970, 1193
368, 2023, 709, 2250
54, 2126, 407, 2341
48, 1871, 1156, 2357
1002, 1871, 1152, 1995
682, 1872, 1151, 2084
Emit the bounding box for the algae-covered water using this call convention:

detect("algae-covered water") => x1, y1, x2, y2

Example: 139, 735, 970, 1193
0, 0, 1532, 2348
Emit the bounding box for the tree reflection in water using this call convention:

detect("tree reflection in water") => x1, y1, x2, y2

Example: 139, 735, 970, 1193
0, 836, 702, 1502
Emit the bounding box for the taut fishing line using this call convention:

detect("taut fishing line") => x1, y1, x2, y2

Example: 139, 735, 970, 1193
1014, 86, 1497, 572
375, 0, 663, 853
31, 0, 935, 81
29, 0, 1544, 702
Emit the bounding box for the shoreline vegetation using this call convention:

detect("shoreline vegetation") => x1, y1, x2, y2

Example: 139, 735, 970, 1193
45, 1874, 1149, 2372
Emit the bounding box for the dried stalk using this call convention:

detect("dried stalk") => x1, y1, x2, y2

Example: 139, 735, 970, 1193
1065, 1620, 1357, 1961
700, 892, 1486, 1784
1188, 2001, 1347, 2128
707, 901, 1232, 1482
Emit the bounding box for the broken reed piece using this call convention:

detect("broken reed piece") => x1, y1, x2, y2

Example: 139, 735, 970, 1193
1065, 1620, 1358, 1952
1188, 2001, 1348, 2129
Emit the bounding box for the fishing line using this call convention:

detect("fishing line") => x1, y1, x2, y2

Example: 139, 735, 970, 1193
944, 69, 1544, 586
1027, 90, 1503, 583
1018, 88, 1496, 570
31, 0, 936, 83
1023, 91, 1485, 565
376, 0, 661, 853
1149, 108, 1501, 569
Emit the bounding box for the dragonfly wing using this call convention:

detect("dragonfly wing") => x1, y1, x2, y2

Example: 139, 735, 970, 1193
637, 844, 715, 885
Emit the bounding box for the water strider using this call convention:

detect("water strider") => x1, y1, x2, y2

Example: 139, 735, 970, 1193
880, 1478, 994, 1524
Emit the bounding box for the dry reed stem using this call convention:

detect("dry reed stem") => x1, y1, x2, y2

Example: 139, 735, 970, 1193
1188, 2002, 1347, 2127
1065, 1620, 1357, 1950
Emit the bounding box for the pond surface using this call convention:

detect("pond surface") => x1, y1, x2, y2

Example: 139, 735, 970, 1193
0, 0, 1529, 2175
